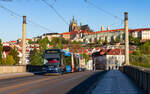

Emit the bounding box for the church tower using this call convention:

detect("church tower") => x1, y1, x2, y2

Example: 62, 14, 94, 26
69, 16, 79, 32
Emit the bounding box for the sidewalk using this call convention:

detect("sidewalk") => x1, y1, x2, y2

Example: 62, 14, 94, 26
92, 70, 144, 94
0, 72, 34, 80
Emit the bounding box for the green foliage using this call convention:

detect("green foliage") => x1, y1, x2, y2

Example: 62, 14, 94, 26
62, 37, 69, 44
82, 53, 89, 64
130, 55, 150, 69
37, 37, 49, 54
2, 55, 16, 65
129, 35, 141, 45
132, 50, 141, 55
71, 40, 81, 44
50, 37, 62, 49
103, 37, 108, 45
140, 41, 150, 54
28, 40, 34, 44
115, 37, 119, 43
134, 37, 141, 45
130, 41, 150, 68
0, 39, 2, 65
30, 48, 43, 65
130, 62, 150, 69
98, 39, 103, 45
50, 37, 69, 49
129, 35, 134, 44
8, 47, 20, 65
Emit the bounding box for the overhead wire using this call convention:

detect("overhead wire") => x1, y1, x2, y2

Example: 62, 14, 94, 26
84, 0, 124, 29
41, 0, 69, 25
85, 0, 123, 21
0, 4, 56, 33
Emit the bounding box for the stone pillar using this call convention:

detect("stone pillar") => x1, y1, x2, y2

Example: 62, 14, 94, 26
22, 16, 26, 65
124, 12, 129, 65
101, 25, 104, 31
107, 26, 110, 31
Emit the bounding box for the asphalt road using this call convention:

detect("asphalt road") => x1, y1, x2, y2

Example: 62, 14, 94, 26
0, 71, 100, 94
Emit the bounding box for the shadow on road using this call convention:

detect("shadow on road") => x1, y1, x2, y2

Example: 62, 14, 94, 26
66, 71, 107, 94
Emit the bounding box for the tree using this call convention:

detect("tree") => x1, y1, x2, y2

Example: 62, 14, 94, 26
50, 37, 69, 49
8, 47, 20, 65
115, 37, 119, 43
30, 48, 43, 65
2, 55, 16, 65
129, 35, 134, 44
50, 37, 61, 49
103, 37, 108, 45
37, 37, 49, 54
140, 41, 150, 54
98, 39, 102, 45
81, 53, 89, 64
132, 50, 141, 55
71, 40, 82, 44
134, 37, 141, 45
28, 40, 34, 44
0, 39, 2, 65
62, 37, 69, 44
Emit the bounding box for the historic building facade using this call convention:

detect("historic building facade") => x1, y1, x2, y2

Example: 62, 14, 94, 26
69, 16, 91, 32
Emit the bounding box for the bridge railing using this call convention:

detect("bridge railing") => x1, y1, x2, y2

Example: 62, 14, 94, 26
119, 66, 150, 94
0, 65, 43, 74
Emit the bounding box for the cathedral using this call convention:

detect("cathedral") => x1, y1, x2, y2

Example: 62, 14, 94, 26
69, 16, 91, 32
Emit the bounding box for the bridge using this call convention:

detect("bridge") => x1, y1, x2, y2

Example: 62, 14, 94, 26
0, 65, 149, 94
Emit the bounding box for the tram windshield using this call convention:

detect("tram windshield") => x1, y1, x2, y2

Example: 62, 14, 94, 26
44, 58, 60, 66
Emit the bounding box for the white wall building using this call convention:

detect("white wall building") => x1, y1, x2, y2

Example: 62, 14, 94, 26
93, 49, 125, 70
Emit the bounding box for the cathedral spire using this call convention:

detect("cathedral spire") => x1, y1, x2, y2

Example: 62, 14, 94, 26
75, 20, 77, 24
80, 22, 82, 26
73, 16, 75, 24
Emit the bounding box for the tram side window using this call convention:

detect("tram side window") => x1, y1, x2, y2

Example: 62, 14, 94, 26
63, 56, 71, 66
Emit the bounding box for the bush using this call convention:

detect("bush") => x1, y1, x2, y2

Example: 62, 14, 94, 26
130, 55, 150, 68
2, 55, 16, 65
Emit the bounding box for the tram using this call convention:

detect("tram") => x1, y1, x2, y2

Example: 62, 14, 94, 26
42, 49, 80, 75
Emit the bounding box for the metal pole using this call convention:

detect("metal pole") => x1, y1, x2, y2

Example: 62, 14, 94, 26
124, 12, 129, 65
22, 16, 26, 65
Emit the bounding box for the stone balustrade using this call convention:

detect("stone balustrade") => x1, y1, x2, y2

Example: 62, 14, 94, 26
0, 65, 26, 74
119, 66, 150, 94
0, 65, 43, 74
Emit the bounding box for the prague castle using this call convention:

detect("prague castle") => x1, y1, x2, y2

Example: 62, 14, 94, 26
69, 16, 92, 32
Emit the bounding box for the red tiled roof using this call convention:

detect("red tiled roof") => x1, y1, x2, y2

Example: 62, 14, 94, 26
96, 29, 125, 33
95, 28, 150, 34
129, 50, 134, 54
99, 49, 109, 55
61, 30, 93, 35
61, 32, 71, 35
9, 41, 16, 43
130, 28, 150, 32
107, 49, 125, 55
26, 39, 32, 40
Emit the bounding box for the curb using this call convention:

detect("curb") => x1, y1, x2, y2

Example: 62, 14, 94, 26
0, 72, 34, 80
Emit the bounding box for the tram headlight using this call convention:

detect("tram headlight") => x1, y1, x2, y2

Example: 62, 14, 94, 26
42, 67, 46, 70
55, 68, 58, 71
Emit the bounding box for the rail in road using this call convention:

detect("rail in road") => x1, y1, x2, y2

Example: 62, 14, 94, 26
0, 71, 101, 94
91, 70, 144, 94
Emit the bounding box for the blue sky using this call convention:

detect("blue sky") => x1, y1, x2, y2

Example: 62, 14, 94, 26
0, 0, 150, 41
